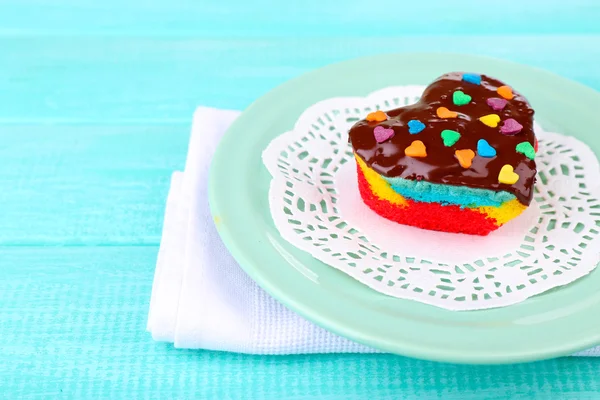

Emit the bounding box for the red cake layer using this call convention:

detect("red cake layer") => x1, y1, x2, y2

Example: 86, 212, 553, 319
356, 164, 499, 236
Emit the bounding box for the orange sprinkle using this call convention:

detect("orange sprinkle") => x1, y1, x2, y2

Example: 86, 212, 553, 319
366, 110, 387, 122
455, 149, 475, 168
436, 107, 458, 119
405, 140, 427, 158
497, 85, 514, 100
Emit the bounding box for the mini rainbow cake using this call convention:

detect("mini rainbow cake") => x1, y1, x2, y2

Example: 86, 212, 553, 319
348, 72, 537, 236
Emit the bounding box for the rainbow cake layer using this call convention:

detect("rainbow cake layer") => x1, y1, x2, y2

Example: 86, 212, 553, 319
348, 72, 537, 236
356, 155, 527, 235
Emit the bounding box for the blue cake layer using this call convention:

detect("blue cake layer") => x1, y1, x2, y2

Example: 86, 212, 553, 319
382, 176, 516, 208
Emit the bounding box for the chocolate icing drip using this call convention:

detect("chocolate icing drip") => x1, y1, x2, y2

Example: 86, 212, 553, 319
348, 72, 536, 205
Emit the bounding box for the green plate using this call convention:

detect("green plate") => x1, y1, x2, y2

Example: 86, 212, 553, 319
209, 53, 600, 364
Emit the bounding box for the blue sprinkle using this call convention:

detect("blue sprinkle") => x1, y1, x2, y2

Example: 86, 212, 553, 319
477, 139, 497, 158
462, 73, 482, 85
407, 119, 426, 134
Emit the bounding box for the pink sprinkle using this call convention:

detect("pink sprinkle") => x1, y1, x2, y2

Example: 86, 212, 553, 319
373, 126, 395, 143
487, 97, 508, 111
373, 126, 394, 143
500, 118, 523, 135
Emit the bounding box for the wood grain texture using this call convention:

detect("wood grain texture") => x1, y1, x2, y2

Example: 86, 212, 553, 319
2, 247, 600, 398
2, 36, 600, 122
0, 125, 188, 245
1, 0, 600, 36
2, 1, 600, 396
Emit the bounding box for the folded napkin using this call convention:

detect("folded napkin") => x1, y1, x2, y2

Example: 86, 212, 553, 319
147, 107, 599, 356
147, 107, 372, 354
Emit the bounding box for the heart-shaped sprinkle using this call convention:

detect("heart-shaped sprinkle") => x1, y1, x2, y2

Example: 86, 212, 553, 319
497, 85, 514, 100
407, 119, 426, 134
366, 110, 387, 122
462, 73, 481, 85
441, 129, 461, 147
405, 140, 427, 158
436, 107, 458, 119
477, 139, 497, 158
516, 141, 536, 160
500, 118, 523, 135
453, 90, 472, 106
498, 164, 519, 185
373, 126, 395, 143
455, 149, 475, 168
486, 97, 508, 111
478, 114, 501, 128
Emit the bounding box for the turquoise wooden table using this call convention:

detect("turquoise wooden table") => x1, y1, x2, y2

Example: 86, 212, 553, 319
2, 1, 600, 398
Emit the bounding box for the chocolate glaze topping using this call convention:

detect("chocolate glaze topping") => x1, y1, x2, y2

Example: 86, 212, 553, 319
348, 72, 536, 205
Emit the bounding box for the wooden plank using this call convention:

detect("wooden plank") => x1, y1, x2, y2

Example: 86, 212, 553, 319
0, 125, 188, 245
2, 36, 600, 123
2, 246, 600, 398
1, 0, 599, 36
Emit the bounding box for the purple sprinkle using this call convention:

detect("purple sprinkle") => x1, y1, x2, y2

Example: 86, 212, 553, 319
487, 97, 508, 111
499, 118, 523, 135
373, 126, 395, 143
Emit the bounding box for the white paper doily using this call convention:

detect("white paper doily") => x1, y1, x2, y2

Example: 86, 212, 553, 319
262, 85, 600, 311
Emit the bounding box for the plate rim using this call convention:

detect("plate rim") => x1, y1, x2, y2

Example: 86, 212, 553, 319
209, 52, 600, 364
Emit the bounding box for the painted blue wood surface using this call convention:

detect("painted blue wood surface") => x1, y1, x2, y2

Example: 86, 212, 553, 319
2, 0, 600, 397
2, 247, 600, 398
0, 126, 187, 245
2, 36, 600, 123
2, 0, 600, 36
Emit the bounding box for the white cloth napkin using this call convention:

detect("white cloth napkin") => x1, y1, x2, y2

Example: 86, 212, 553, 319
147, 107, 599, 356
147, 107, 371, 354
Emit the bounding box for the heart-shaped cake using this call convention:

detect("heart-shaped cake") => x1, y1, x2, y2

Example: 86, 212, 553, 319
348, 72, 537, 235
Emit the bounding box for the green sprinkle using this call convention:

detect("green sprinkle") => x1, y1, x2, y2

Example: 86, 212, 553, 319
516, 141, 536, 160
441, 130, 461, 147
453, 90, 472, 106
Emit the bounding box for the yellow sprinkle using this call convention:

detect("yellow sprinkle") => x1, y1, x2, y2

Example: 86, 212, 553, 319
479, 114, 501, 128
498, 164, 519, 185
